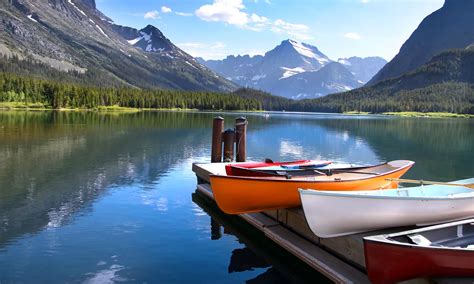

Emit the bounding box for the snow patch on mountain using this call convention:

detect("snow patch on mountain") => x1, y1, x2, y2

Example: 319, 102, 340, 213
338, 59, 351, 66
127, 37, 141, 45
67, 0, 87, 17
280, 67, 306, 79
127, 31, 152, 46
95, 25, 109, 38
27, 15, 38, 23
288, 40, 329, 65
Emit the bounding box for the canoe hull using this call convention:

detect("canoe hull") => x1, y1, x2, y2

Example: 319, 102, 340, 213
299, 191, 474, 238
364, 238, 474, 283
210, 160, 414, 214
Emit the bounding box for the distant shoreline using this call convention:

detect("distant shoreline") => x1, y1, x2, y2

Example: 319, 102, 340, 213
0, 102, 472, 118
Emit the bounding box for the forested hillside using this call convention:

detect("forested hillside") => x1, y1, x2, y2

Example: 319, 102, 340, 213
0, 72, 262, 110
296, 47, 474, 114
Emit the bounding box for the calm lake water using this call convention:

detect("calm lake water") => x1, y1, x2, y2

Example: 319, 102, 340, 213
0, 111, 473, 283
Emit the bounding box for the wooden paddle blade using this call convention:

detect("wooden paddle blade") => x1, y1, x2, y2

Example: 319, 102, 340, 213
387, 178, 474, 189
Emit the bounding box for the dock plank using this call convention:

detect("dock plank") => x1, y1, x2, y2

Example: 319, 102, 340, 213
264, 225, 368, 284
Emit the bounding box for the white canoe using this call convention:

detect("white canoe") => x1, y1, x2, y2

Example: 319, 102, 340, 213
299, 178, 474, 238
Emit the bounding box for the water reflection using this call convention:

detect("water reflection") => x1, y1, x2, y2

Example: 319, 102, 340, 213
192, 192, 331, 284
0, 111, 213, 248
0, 110, 472, 282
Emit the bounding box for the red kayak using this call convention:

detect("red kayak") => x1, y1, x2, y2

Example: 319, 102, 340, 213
225, 159, 332, 177
364, 219, 474, 283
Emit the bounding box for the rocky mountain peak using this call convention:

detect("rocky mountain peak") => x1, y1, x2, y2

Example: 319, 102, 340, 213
263, 39, 330, 72
141, 25, 164, 36
126, 25, 174, 53
368, 0, 474, 84
443, 0, 474, 9
1, 0, 236, 92
72, 0, 96, 10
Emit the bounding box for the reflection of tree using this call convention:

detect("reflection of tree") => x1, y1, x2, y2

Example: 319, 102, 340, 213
244, 114, 473, 181
0, 111, 216, 248
192, 192, 331, 284
312, 118, 474, 180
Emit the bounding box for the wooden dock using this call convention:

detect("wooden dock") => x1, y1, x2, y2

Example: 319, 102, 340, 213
193, 162, 471, 284
193, 162, 370, 283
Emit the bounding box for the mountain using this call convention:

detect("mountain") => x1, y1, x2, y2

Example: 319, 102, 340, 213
0, 0, 236, 91
368, 0, 474, 85
337, 57, 387, 83
306, 46, 474, 114
199, 39, 386, 99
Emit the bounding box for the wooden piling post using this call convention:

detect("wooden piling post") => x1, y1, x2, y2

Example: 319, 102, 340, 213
211, 116, 224, 163
235, 116, 247, 162
222, 129, 235, 162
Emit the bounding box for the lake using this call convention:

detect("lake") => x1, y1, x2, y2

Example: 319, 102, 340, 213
0, 111, 473, 283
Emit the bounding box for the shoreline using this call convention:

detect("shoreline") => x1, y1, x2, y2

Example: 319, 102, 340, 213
0, 103, 472, 118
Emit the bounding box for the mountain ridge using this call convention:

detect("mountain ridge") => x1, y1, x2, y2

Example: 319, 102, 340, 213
0, 0, 237, 92
368, 0, 474, 85
199, 39, 386, 99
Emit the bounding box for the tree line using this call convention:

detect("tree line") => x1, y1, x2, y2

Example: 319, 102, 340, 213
0, 72, 263, 110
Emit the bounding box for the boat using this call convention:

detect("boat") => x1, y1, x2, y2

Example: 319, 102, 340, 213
299, 178, 474, 238
364, 219, 474, 283
225, 159, 334, 177
209, 160, 414, 214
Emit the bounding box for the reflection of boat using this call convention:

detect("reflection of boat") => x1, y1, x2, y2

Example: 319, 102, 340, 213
210, 160, 414, 214
225, 159, 333, 177
191, 192, 330, 283
300, 178, 474, 238
364, 219, 474, 283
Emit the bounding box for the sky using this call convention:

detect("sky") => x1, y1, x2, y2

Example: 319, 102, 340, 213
96, 0, 445, 61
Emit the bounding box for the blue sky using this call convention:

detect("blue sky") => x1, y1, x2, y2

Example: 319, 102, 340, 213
97, 0, 444, 61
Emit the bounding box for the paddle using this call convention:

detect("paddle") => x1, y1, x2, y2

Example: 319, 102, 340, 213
386, 178, 474, 189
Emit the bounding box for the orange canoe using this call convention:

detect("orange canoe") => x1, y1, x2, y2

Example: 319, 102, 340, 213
209, 160, 415, 214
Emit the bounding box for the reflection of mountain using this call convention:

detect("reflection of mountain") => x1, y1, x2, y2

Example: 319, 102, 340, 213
310, 118, 474, 180
235, 113, 473, 182
192, 192, 330, 284
0, 111, 214, 247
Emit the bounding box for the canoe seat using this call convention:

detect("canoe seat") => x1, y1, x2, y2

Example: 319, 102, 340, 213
407, 234, 433, 246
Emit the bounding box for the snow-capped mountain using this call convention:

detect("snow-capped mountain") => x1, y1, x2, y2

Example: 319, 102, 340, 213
1, 0, 236, 91
337, 57, 388, 83
115, 25, 176, 53
199, 39, 387, 99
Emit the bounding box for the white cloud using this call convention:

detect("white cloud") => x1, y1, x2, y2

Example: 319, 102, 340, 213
250, 13, 267, 23
271, 19, 312, 40
178, 41, 229, 59
176, 12, 193, 17
361, 0, 370, 3
195, 0, 310, 39
195, 0, 249, 26
344, 32, 361, 40
161, 6, 172, 13
144, 10, 159, 19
